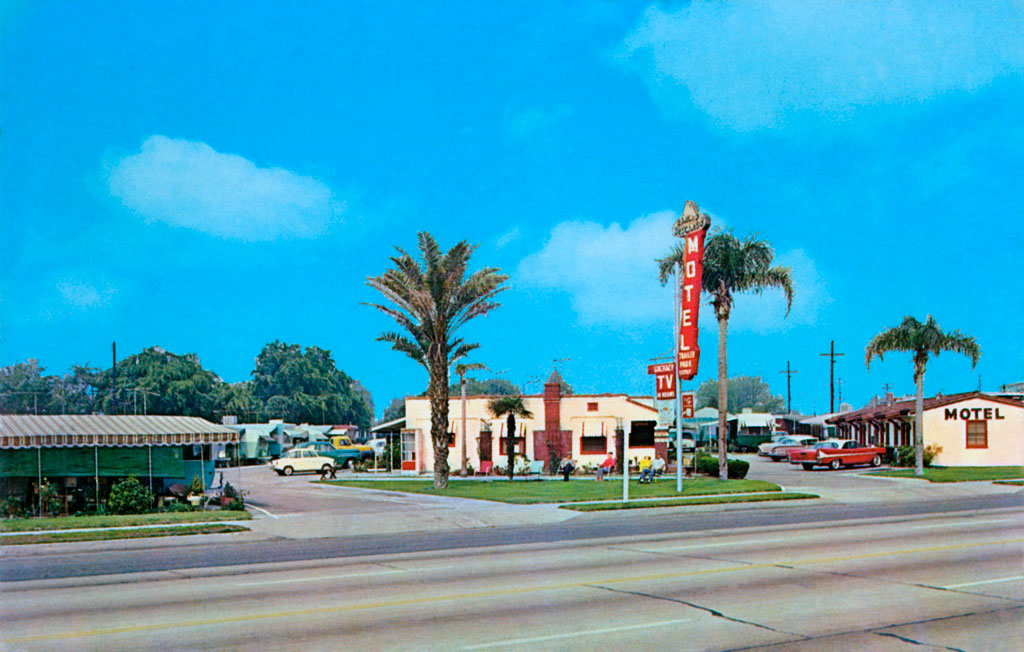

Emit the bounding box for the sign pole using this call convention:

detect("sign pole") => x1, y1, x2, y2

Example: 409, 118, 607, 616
675, 267, 683, 493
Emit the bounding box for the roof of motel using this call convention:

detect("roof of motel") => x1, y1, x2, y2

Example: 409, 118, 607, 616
826, 391, 1023, 425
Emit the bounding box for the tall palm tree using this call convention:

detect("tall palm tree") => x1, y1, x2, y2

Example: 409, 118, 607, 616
865, 315, 980, 476
455, 361, 488, 477
487, 396, 534, 483
659, 229, 794, 480
367, 232, 508, 489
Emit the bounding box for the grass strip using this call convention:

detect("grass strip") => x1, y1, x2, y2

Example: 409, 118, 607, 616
1, 510, 251, 532
0, 523, 249, 545
994, 480, 1024, 486
319, 478, 780, 504
866, 467, 1024, 483
561, 492, 819, 512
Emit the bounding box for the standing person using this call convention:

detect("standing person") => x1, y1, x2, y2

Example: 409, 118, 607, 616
558, 456, 576, 481
596, 451, 616, 481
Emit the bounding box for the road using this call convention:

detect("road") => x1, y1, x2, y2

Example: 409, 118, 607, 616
2, 503, 1022, 651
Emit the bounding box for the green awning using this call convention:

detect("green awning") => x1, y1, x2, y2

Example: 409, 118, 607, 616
0, 446, 185, 478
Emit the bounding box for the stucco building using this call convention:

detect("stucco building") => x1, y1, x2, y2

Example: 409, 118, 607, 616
401, 372, 660, 473
827, 391, 1023, 466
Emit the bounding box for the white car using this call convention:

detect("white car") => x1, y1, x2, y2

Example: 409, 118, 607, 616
271, 449, 337, 476
367, 438, 388, 456
758, 436, 818, 461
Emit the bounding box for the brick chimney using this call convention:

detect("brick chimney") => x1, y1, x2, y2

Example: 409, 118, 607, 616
544, 370, 564, 458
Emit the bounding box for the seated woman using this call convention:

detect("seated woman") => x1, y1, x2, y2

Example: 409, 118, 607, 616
638, 456, 654, 483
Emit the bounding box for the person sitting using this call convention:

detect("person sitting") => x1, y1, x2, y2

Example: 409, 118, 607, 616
596, 452, 616, 481
651, 457, 666, 477
558, 456, 577, 481
638, 456, 654, 483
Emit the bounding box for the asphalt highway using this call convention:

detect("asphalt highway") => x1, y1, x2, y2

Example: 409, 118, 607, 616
2, 503, 1021, 651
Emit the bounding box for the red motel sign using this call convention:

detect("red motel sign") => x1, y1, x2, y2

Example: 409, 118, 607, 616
673, 201, 710, 380
681, 392, 694, 419
647, 363, 676, 400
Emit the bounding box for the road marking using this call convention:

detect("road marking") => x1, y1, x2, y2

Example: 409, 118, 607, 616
7, 537, 1022, 644
652, 537, 789, 552
912, 518, 1017, 530
235, 568, 420, 586
459, 619, 691, 649
245, 504, 278, 519
944, 575, 1024, 589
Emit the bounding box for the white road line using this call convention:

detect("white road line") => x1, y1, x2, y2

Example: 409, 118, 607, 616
236, 568, 421, 586
944, 575, 1024, 589
242, 503, 276, 517
460, 619, 692, 650
912, 518, 1017, 530
651, 537, 789, 552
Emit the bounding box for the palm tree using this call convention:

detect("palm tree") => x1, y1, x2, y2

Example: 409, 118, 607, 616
658, 229, 793, 480
455, 362, 488, 477
367, 232, 508, 489
487, 396, 534, 483
865, 315, 980, 476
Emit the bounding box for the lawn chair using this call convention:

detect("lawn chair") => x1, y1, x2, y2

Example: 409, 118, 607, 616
478, 461, 493, 476
525, 460, 545, 480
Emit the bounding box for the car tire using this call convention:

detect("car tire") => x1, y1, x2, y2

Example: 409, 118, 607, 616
871, 455, 882, 467
801, 463, 815, 471
275, 470, 285, 476
282, 466, 294, 476
340, 459, 352, 470
829, 458, 842, 471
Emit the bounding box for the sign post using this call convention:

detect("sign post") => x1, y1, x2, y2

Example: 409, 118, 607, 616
672, 201, 710, 491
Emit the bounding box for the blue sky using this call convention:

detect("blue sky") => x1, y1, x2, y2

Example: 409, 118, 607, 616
2, 1, 1022, 418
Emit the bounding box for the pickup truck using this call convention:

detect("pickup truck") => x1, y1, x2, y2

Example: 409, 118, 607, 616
294, 442, 362, 469
788, 439, 886, 470
328, 436, 376, 463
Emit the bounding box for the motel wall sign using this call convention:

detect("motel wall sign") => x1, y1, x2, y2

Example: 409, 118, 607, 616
673, 200, 711, 380
945, 407, 1006, 421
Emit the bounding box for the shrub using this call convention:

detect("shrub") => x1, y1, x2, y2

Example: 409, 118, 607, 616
2, 495, 26, 518
222, 482, 238, 499
695, 454, 749, 479
165, 501, 191, 512
39, 479, 63, 516
189, 475, 205, 495
894, 445, 943, 468
224, 497, 245, 511
924, 444, 943, 467
108, 476, 155, 514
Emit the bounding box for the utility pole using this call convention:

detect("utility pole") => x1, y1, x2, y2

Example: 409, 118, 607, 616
779, 361, 798, 414
836, 377, 845, 404
111, 341, 118, 415
819, 340, 845, 413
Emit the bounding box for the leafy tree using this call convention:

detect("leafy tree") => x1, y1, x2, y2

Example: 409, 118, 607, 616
695, 376, 785, 413
0, 359, 50, 414
45, 364, 101, 415
446, 377, 520, 396
367, 232, 508, 489
108, 476, 155, 514
380, 397, 406, 423
487, 396, 534, 483
659, 227, 793, 480
251, 341, 371, 428
865, 315, 980, 476
92, 347, 220, 418
211, 382, 261, 422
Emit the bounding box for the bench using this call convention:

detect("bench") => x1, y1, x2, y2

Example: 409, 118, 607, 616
524, 460, 545, 480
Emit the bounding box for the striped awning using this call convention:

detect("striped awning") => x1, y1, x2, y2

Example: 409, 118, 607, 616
0, 414, 238, 449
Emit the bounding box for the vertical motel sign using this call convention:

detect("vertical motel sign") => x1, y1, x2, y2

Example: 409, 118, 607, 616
673, 201, 711, 380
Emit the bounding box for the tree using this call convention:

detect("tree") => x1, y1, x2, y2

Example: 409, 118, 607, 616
659, 229, 793, 480
93, 347, 220, 418
251, 341, 372, 428
865, 315, 980, 477
0, 360, 49, 414
380, 397, 406, 423
696, 376, 785, 413
367, 232, 509, 489
455, 362, 488, 477
487, 396, 534, 483
446, 377, 520, 396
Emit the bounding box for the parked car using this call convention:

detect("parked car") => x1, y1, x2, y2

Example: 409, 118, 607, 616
758, 436, 819, 461
329, 435, 376, 462
788, 439, 886, 471
294, 441, 361, 468
367, 438, 388, 456
271, 448, 337, 476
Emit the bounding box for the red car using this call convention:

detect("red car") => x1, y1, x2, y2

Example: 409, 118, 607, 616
788, 439, 886, 471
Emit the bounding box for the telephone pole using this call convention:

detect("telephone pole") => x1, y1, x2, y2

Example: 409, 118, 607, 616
819, 340, 845, 413
779, 361, 798, 414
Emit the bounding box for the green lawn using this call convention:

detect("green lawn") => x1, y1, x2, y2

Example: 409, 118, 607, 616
562, 492, 819, 512
318, 478, 781, 504
0, 510, 251, 532
0, 523, 249, 545
867, 467, 1024, 483
994, 480, 1024, 486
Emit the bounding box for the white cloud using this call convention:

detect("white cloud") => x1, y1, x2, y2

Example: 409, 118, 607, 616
518, 212, 829, 332
56, 278, 116, 310
496, 227, 522, 248
623, 2, 1024, 130
107, 136, 343, 241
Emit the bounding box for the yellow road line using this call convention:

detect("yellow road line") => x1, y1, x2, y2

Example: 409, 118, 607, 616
7, 537, 1023, 644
